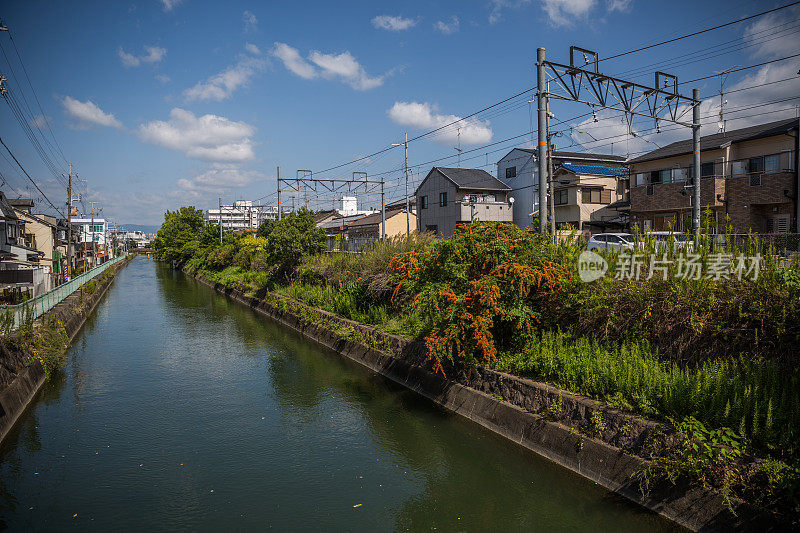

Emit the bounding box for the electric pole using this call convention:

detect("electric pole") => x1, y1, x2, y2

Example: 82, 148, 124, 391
277, 166, 282, 221
63, 163, 74, 279
219, 197, 223, 244
546, 97, 556, 236
89, 201, 101, 266
536, 47, 549, 234
692, 88, 701, 240
392, 133, 411, 235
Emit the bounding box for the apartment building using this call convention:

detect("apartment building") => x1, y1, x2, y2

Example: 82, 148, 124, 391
496, 148, 627, 229
415, 167, 512, 237
629, 118, 799, 234
207, 201, 278, 231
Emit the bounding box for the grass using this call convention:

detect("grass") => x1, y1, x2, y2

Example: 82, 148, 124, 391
495, 330, 799, 453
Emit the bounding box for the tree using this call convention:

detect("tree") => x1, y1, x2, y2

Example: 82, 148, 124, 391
265, 209, 325, 279
153, 207, 205, 263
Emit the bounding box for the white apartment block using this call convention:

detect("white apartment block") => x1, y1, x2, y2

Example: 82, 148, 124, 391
208, 201, 278, 231
71, 218, 107, 245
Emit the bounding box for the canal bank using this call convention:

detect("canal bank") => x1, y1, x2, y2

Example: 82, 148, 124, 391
0, 255, 133, 446
0, 258, 681, 531
192, 271, 769, 532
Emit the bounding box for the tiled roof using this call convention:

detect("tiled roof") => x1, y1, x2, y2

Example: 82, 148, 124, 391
629, 118, 798, 164
434, 167, 511, 191
558, 162, 629, 177
347, 207, 408, 227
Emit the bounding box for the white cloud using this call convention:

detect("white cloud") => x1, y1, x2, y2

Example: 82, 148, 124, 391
160, 0, 182, 11
155, 74, 171, 84
541, 0, 596, 27
272, 42, 317, 79
243, 10, 258, 33
245, 43, 261, 55
489, 0, 531, 24
138, 108, 256, 163
30, 114, 51, 129
272, 42, 388, 90
371, 15, 417, 31
434, 16, 460, 35
606, 0, 632, 12
61, 96, 123, 129
118, 45, 166, 67
387, 101, 493, 145
177, 164, 265, 192
183, 46, 267, 102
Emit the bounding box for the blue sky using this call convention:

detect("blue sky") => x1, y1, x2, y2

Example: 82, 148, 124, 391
1, 0, 798, 225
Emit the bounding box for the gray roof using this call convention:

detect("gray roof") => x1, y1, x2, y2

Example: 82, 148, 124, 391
348, 207, 408, 228
510, 148, 627, 163
0, 192, 18, 220
629, 118, 799, 164
430, 167, 511, 191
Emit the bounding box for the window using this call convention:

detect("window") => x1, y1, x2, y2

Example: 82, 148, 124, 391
420, 196, 428, 209
650, 170, 662, 184
635, 173, 648, 186
750, 173, 762, 187
646, 185, 654, 196
749, 156, 764, 175
581, 188, 609, 204
554, 189, 569, 205
672, 168, 687, 182
505, 166, 517, 179
765, 154, 780, 173
701, 162, 715, 178
439, 192, 448, 207
660, 169, 671, 184
732, 161, 747, 177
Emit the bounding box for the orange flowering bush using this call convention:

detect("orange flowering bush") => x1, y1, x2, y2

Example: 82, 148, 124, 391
391, 222, 570, 376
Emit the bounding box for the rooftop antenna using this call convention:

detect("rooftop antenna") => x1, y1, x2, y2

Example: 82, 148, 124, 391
454, 127, 462, 167
716, 67, 735, 133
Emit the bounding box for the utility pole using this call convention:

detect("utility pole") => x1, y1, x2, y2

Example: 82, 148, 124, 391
381, 178, 386, 240
89, 201, 100, 267
536, 47, 549, 234
392, 133, 411, 235
63, 163, 73, 279
692, 88, 701, 239
218, 197, 223, 244
277, 166, 282, 221
454, 127, 462, 168
546, 97, 556, 236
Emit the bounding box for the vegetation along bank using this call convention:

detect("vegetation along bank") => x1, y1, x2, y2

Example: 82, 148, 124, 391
155, 206, 800, 529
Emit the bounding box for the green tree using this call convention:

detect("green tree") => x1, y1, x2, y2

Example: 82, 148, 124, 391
265, 209, 325, 280
153, 207, 205, 263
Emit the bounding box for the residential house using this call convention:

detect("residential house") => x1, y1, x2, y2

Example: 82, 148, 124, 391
0, 192, 49, 301
551, 162, 630, 233
72, 217, 107, 268
415, 167, 513, 237
318, 213, 370, 251
346, 208, 417, 249
629, 118, 798, 233
496, 149, 627, 229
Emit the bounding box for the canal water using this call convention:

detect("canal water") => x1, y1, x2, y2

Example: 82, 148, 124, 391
0, 257, 680, 531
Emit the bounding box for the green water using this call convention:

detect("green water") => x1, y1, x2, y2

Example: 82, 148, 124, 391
0, 257, 681, 531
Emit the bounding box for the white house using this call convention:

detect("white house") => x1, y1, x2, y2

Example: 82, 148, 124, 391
72, 218, 107, 246
496, 148, 627, 229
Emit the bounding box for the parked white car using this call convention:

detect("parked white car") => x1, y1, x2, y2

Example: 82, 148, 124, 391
649, 231, 694, 252
586, 233, 635, 252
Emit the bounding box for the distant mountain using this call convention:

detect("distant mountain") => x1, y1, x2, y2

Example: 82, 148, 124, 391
119, 224, 159, 234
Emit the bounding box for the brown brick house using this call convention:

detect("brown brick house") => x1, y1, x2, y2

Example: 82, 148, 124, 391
629, 118, 799, 234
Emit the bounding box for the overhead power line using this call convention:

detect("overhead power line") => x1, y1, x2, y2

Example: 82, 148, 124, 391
0, 135, 65, 216
601, 1, 800, 63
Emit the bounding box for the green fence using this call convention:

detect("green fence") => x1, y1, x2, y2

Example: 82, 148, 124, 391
0, 254, 129, 331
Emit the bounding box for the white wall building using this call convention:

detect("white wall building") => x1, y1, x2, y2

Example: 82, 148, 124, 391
72, 218, 107, 246
496, 149, 627, 229
207, 201, 279, 231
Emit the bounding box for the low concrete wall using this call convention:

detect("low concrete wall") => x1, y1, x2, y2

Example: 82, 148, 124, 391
193, 273, 772, 532
0, 256, 133, 446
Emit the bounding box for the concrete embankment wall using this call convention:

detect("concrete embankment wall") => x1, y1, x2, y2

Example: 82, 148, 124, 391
0, 256, 133, 446
195, 273, 772, 532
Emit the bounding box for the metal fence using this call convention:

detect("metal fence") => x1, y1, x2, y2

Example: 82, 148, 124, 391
0, 254, 129, 331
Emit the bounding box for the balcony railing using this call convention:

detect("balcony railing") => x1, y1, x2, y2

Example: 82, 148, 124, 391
634, 150, 796, 187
